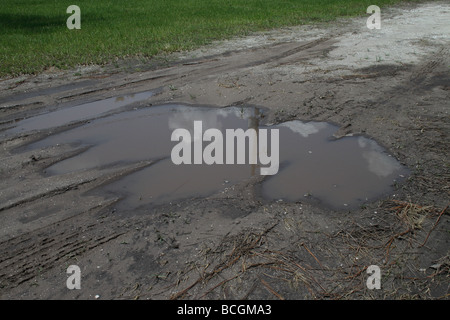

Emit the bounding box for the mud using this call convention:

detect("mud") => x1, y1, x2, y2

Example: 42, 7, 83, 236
0, 2, 448, 300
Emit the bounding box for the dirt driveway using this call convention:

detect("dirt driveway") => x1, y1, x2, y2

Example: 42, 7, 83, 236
0, 1, 448, 299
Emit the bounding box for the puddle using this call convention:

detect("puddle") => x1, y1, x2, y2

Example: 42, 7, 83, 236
260, 121, 409, 208
23, 104, 409, 210
26, 105, 259, 208
5, 90, 155, 135
29, 105, 259, 175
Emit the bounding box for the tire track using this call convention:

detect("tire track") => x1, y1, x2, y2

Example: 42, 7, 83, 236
0, 206, 126, 292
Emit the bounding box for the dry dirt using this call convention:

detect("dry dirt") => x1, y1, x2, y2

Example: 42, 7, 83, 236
0, 1, 449, 300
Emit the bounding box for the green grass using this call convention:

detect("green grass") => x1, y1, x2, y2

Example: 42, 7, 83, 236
0, 0, 420, 77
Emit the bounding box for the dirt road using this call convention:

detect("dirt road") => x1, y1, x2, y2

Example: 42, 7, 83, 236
0, 2, 448, 299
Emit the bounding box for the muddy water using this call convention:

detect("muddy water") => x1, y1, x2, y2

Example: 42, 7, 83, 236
30, 105, 258, 174
260, 121, 409, 208
23, 103, 408, 210
5, 90, 155, 135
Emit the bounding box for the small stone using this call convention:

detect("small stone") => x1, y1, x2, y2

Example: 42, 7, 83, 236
430, 263, 442, 270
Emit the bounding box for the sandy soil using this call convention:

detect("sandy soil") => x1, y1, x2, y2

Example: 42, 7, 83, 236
0, 1, 448, 300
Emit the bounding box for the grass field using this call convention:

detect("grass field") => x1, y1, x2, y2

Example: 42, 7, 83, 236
0, 0, 421, 77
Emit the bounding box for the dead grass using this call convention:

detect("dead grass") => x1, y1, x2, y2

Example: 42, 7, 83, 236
390, 199, 436, 230
168, 223, 337, 299
149, 199, 449, 300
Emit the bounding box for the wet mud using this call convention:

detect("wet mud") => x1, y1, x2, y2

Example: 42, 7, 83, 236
0, 2, 448, 300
